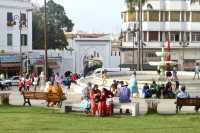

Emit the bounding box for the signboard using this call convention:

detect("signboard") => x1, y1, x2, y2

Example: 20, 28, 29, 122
0, 54, 20, 63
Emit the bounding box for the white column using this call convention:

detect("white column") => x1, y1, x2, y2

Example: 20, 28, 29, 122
159, 11, 161, 21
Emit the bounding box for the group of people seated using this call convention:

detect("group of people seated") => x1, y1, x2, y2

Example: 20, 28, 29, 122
110, 77, 138, 98
142, 80, 179, 99
80, 83, 114, 116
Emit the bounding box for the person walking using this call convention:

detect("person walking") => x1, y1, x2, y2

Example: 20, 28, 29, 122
133, 69, 136, 79
25, 75, 31, 91
101, 70, 107, 85
33, 74, 38, 91
193, 63, 199, 80
172, 66, 178, 80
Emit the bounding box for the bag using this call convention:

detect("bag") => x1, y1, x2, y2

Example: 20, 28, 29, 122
94, 95, 100, 103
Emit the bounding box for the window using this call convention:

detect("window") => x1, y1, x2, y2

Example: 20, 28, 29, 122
143, 11, 148, 21
160, 11, 164, 21
123, 12, 127, 22
186, 12, 190, 21
7, 12, 14, 26
149, 32, 158, 41
170, 11, 180, 22
128, 12, 136, 21
165, 11, 169, 21
149, 11, 159, 21
7, 34, 13, 46
143, 31, 147, 42
146, 52, 157, 58
160, 32, 163, 42
160, 32, 169, 41
181, 32, 190, 42
128, 32, 134, 42
192, 32, 200, 42
21, 34, 27, 46
192, 11, 200, 22
170, 32, 179, 42
181, 11, 185, 21
20, 13, 26, 26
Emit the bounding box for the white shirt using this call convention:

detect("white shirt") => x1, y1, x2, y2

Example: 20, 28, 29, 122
177, 91, 189, 98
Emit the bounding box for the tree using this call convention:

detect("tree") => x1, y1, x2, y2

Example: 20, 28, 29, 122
32, 0, 74, 49
125, 0, 153, 71
125, 0, 145, 12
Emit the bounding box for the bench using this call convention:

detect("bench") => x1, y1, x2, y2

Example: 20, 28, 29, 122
22, 92, 66, 108
175, 98, 200, 113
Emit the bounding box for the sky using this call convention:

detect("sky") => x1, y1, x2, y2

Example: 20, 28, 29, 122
32, 0, 125, 34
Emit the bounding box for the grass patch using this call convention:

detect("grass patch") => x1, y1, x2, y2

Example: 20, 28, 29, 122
0, 105, 199, 133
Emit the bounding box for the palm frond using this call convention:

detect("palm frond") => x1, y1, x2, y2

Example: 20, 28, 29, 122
125, 0, 147, 12
190, 0, 200, 4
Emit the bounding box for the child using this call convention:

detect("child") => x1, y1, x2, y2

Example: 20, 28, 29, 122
18, 80, 23, 94
25, 78, 31, 91
101, 70, 107, 85
80, 97, 90, 114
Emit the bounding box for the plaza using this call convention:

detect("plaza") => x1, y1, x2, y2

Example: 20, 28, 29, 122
0, 0, 200, 132
0, 70, 199, 115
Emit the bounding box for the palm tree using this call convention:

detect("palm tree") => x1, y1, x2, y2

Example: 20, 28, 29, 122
125, 0, 146, 70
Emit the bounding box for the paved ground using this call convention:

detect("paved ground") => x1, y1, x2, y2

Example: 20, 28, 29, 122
1, 71, 200, 115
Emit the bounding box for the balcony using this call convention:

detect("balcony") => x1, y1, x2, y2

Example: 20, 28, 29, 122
123, 22, 200, 31
122, 41, 200, 49
143, 22, 200, 31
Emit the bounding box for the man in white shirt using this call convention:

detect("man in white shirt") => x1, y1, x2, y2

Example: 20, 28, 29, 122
177, 85, 189, 99
177, 85, 190, 111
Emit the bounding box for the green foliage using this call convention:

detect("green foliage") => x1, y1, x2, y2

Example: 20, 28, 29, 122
32, 0, 74, 49
125, 0, 146, 12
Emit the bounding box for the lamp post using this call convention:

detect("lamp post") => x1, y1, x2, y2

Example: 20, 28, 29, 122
13, 12, 23, 75
44, 0, 48, 81
119, 31, 124, 71
138, 0, 142, 71
179, 32, 189, 71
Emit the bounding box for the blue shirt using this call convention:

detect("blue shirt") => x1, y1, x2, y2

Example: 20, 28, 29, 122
118, 86, 130, 103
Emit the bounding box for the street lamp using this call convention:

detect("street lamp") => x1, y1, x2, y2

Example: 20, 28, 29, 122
179, 32, 189, 71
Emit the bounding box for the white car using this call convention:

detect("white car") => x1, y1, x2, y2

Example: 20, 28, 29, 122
92, 67, 130, 77
4, 76, 20, 86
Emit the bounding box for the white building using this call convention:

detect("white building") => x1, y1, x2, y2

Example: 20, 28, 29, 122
0, 0, 32, 76
121, 0, 200, 70
65, 32, 119, 74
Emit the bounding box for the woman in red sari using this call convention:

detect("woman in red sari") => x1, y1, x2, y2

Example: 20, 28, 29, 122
98, 88, 114, 116
105, 89, 114, 116
89, 84, 100, 116
98, 88, 107, 116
